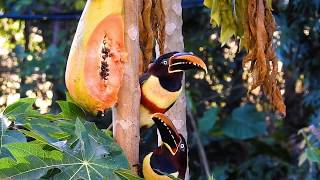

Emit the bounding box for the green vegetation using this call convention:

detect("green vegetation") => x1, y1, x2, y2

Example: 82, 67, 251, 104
0, 98, 142, 179
1, 0, 320, 179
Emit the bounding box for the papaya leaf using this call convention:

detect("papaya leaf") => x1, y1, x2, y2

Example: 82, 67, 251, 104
114, 169, 143, 180
3, 98, 35, 124
56, 101, 86, 120
222, 104, 266, 140
65, 91, 76, 104
22, 118, 70, 143
0, 142, 63, 179
25, 109, 58, 121
0, 119, 129, 180
0, 115, 26, 159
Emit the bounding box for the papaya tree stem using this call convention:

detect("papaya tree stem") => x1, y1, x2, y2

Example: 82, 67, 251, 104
112, 0, 141, 173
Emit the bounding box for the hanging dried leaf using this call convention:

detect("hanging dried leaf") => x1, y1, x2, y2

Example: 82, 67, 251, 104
243, 0, 286, 116
139, 0, 153, 72
205, 0, 286, 116
139, 0, 166, 72
152, 0, 166, 55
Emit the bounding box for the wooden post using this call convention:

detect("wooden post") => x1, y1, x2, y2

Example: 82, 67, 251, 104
112, 0, 140, 173
162, 0, 189, 178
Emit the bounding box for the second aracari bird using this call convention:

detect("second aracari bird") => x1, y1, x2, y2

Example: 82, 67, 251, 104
143, 113, 188, 180
140, 51, 207, 127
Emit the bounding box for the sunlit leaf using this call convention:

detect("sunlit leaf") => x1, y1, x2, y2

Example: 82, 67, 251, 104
24, 118, 70, 143
0, 115, 26, 159
3, 98, 35, 124
220, 26, 235, 46
56, 101, 86, 120
0, 120, 129, 180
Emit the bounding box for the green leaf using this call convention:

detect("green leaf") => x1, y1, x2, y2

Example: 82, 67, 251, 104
23, 118, 70, 143
0, 142, 64, 179
220, 26, 235, 46
198, 108, 219, 134
0, 115, 26, 159
19, 129, 49, 144
212, 165, 228, 180
25, 109, 58, 121
267, 0, 273, 10
114, 169, 143, 180
204, 0, 213, 8
3, 98, 35, 123
65, 91, 76, 104
56, 101, 86, 120
0, 120, 129, 180
222, 104, 266, 140
305, 147, 320, 162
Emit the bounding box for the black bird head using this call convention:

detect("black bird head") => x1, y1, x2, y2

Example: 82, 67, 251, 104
150, 113, 188, 179
149, 51, 208, 77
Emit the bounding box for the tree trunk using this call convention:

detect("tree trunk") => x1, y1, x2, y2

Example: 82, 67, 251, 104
112, 0, 140, 173
162, 0, 189, 178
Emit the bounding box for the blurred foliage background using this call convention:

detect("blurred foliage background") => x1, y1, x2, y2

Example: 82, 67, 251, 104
1, 0, 320, 179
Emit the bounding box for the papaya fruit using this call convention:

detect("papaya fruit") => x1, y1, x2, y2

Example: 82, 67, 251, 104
65, 0, 127, 114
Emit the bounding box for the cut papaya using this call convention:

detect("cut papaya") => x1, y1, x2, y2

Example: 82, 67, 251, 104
65, 0, 127, 114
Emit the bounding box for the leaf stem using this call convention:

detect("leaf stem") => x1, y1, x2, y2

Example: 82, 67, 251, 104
186, 106, 212, 179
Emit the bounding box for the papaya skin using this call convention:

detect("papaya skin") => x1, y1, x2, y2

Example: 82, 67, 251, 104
65, 0, 127, 114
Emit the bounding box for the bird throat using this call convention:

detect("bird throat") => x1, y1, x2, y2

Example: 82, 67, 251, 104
158, 72, 183, 92
141, 75, 182, 110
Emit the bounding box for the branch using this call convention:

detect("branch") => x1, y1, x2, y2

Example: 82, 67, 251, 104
186, 106, 212, 179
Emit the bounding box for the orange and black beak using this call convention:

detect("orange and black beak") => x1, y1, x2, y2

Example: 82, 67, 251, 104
168, 52, 208, 74
151, 113, 182, 155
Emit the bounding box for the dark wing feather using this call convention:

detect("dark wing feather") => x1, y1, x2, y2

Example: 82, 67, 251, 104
150, 147, 178, 176
139, 72, 151, 85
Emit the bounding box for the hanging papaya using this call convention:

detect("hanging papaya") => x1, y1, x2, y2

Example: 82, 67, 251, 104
65, 0, 127, 114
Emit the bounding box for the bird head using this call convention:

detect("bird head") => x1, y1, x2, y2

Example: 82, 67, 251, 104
150, 113, 188, 178
149, 51, 208, 77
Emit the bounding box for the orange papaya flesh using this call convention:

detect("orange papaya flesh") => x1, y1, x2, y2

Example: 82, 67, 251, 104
65, 14, 127, 114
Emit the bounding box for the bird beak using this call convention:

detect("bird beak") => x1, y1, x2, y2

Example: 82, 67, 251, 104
168, 52, 208, 74
151, 113, 181, 155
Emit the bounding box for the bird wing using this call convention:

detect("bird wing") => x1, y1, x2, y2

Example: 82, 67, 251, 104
150, 147, 179, 176
139, 72, 151, 85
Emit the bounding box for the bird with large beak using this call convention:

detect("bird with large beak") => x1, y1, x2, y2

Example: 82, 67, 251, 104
143, 113, 188, 180
140, 51, 207, 127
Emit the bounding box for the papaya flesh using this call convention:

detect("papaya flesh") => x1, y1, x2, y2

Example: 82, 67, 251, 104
65, 0, 127, 114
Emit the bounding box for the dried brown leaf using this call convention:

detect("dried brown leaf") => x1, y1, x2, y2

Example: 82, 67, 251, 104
243, 0, 286, 116
138, 0, 166, 72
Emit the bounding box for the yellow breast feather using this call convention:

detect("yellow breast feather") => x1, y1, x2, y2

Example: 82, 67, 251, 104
142, 75, 182, 109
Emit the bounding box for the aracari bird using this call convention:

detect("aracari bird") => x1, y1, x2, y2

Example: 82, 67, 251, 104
143, 113, 188, 179
140, 52, 207, 127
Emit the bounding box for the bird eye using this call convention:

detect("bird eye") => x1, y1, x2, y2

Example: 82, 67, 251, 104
162, 60, 168, 65
180, 143, 185, 149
